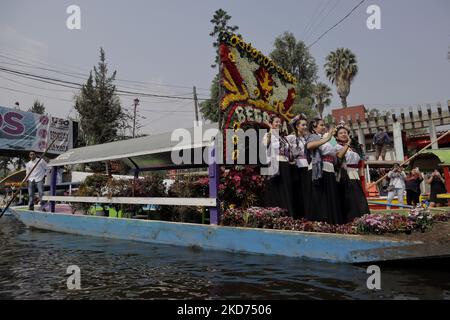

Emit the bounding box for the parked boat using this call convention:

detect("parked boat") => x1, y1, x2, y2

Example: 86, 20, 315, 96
8, 126, 450, 264
12, 206, 441, 264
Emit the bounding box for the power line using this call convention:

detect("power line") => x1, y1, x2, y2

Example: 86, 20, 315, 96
0, 49, 211, 93
307, 0, 366, 48
302, 0, 328, 39
0, 58, 207, 97
0, 66, 208, 101
0, 74, 77, 93
305, 0, 342, 44
0, 85, 73, 103
303, 0, 335, 41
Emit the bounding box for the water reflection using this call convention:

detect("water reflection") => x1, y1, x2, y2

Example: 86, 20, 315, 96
0, 216, 449, 299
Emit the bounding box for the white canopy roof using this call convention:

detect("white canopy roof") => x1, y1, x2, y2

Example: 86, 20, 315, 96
49, 123, 219, 169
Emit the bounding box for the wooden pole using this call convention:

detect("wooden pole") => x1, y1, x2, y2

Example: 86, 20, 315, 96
370, 130, 450, 187
193, 86, 199, 123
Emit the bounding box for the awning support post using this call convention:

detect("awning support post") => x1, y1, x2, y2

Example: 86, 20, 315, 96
444, 166, 450, 206
50, 166, 58, 213
208, 145, 220, 225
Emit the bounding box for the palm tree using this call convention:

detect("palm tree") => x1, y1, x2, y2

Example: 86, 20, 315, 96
313, 82, 332, 119
324, 48, 358, 108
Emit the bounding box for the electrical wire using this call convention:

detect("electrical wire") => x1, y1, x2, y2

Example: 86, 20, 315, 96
307, 0, 366, 48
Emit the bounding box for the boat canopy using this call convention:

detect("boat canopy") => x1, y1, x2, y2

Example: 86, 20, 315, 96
0, 169, 25, 187
409, 148, 450, 170
49, 123, 219, 170
365, 160, 402, 168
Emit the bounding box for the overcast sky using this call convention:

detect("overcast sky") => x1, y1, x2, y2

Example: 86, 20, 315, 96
1, 0, 449, 135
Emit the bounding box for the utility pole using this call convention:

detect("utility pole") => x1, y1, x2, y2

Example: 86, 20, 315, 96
193, 86, 199, 125
133, 98, 139, 138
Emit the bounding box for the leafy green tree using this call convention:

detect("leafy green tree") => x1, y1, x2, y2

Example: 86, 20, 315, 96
270, 32, 319, 119
324, 48, 358, 108
209, 8, 239, 68
74, 48, 127, 146
0, 157, 11, 177
201, 9, 239, 123
323, 114, 335, 125
292, 101, 318, 120
199, 75, 220, 122
270, 32, 318, 100
28, 99, 45, 114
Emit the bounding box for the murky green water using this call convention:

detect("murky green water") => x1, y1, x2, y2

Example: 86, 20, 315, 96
0, 216, 449, 299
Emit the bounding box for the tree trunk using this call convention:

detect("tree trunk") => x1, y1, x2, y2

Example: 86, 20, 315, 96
317, 104, 324, 119
340, 95, 347, 108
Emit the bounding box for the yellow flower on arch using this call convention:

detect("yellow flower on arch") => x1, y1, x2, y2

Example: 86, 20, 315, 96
253, 88, 260, 98
233, 122, 241, 131
232, 135, 239, 145
228, 52, 236, 63
232, 150, 240, 161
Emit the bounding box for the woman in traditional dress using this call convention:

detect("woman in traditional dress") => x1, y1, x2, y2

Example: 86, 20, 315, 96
305, 118, 344, 224
334, 123, 370, 222
286, 114, 309, 219
428, 169, 447, 207
263, 114, 295, 217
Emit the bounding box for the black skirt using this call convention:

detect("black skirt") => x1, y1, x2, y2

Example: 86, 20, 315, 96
430, 180, 447, 204
292, 166, 308, 220
264, 161, 295, 217
304, 169, 344, 225
337, 169, 370, 223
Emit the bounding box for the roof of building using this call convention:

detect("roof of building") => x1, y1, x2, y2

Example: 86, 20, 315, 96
331, 105, 367, 122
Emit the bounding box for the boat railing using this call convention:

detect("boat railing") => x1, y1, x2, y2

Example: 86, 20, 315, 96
42, 195, 216, 207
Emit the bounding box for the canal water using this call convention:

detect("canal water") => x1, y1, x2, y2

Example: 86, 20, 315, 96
1, 215, 449, 300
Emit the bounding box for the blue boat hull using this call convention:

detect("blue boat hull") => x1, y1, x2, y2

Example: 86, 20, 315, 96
10, 208, 441, 264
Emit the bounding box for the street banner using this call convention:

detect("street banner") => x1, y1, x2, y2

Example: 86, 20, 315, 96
0, 105, 73, 155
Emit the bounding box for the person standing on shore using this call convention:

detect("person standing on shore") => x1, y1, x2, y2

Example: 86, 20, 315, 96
373, 128, 390, 161
428, 169, 447, 207
405, 168, 423, 206
386, 163, 406, 209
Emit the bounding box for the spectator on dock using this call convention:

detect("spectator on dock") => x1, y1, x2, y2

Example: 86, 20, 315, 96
428, 169, 447, 207
386, 163, 406, 209
405, 168, 423, 206
372, 127, 390, 161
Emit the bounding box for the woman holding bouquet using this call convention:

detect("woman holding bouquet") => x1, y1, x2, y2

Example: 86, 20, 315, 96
286, 114, 309, 219
334, 123, 370, 222
305, 118, 343, 224
263, 114, 295, 217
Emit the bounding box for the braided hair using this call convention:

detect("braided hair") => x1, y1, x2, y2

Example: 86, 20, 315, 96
308, 118, 323, 134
